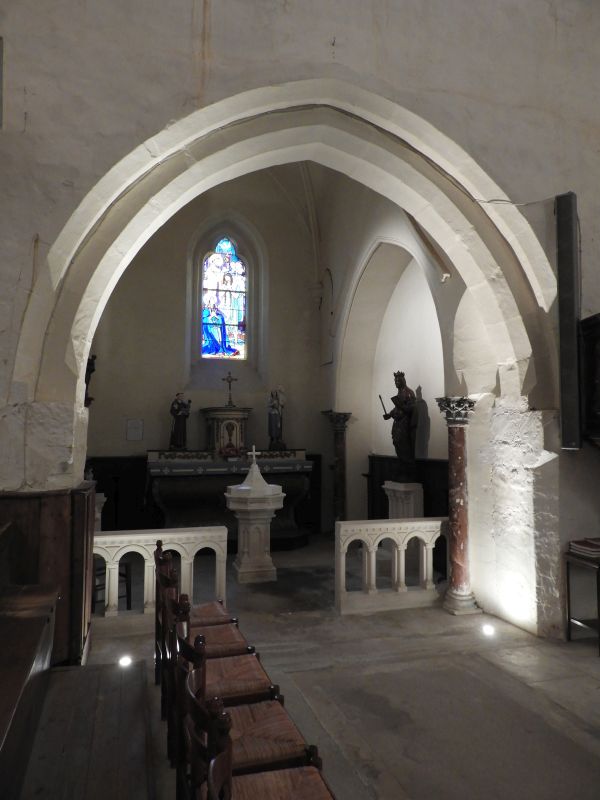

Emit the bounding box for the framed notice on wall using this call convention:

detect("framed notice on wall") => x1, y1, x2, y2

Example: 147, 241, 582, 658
126, 418, 144, 442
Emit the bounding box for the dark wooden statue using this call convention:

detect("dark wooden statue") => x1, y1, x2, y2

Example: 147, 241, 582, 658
381, 371, 417, 464
169, 393, 191, 450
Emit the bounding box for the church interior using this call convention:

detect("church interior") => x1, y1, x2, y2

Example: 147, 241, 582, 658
2, 1, 600, 798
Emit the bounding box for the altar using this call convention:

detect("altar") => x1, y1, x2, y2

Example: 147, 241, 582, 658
147, 450, 313, 549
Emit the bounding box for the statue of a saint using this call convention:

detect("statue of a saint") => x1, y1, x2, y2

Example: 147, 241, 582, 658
169, 393, 191, 450
381, 371, 417, 463
268, 387, 286, 450
84, 354, 96, 407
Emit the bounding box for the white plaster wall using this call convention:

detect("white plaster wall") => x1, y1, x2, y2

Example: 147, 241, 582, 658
4, 0, 598, 412
311, 172, 454, 519
371, 260, 446, 459
87, 168, 326, 457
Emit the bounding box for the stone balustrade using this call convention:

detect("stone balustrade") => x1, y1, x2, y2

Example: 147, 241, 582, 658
93, 527, 227, 616
335, 517, 448, 614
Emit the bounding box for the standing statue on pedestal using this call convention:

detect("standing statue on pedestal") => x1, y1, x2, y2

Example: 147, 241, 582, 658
268, 387, 287, 450
381, 371, 417, 464
169, 393, 192, 450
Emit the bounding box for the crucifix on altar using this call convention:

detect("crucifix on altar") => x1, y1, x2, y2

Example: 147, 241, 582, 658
201, 371, 252, 456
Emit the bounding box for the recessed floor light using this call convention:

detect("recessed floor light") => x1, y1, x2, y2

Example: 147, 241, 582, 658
482, 624, 495, 637
119, 655, 133, 667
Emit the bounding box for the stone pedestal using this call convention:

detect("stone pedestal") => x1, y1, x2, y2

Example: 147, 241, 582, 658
436, 396, 481, 615
225, 452, 284, 583
383, 482, 424, 519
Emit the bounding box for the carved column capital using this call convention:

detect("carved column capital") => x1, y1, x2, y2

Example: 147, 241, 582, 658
322, 410, 352, 432
436, 396, 475, 426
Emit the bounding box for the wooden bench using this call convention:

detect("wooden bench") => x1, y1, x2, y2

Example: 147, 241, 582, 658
20, 662, 155, 800
0, 574, 57, 800
0, 612, 56, 800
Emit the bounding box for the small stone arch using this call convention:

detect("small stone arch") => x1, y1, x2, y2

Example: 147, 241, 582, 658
190, 542, 219, 559
374, 535, 398, 590
92, 544, 112, 563
113, 543, 151, 562
340, 536, 369, 594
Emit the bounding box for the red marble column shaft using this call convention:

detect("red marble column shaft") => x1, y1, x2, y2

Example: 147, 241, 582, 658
447, 424, 471, 596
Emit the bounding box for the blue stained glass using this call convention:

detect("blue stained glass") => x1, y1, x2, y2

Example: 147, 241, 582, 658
215, 237, 236, 256
201, 238, 247, 360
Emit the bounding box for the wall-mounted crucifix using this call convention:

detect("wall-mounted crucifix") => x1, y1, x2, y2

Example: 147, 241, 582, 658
222, 371, 238, 407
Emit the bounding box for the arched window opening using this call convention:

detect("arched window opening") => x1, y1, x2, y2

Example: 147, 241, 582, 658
193, 547, 216, 605
201, 237, 247, 360
405, 537, 422, 587
345, 540, 365, 592
376, 538, 396, 590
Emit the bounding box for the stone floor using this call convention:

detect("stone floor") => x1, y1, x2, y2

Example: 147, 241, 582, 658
88, 537, 600, 800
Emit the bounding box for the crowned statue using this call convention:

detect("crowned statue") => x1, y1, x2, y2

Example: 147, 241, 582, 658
380, 371, 417, 464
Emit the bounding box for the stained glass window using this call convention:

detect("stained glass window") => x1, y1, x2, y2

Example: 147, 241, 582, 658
200, 237, 247, 360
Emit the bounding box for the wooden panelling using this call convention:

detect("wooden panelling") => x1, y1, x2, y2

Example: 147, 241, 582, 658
0, 484, 95, 664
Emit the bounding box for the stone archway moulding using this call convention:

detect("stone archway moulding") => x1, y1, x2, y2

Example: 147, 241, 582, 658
9, 78, 557, 491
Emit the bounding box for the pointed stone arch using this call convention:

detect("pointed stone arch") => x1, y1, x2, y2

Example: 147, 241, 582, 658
8, 78, 556, 500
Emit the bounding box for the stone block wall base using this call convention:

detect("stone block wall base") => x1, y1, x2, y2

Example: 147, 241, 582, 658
442, 589, 482, 615
337, 587, 441, 615
234, 560, 277, 584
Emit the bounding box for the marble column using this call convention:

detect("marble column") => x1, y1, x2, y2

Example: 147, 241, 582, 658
436, 396, 481, 615
322, 411, 352, 522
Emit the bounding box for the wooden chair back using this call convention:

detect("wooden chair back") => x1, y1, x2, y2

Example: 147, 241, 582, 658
207, 740, 233, 800
185, 701, 232, 800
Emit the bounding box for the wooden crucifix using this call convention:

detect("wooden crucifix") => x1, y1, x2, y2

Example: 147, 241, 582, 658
223, 371, 238, 407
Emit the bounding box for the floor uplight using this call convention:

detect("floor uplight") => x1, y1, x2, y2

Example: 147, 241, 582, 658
482, 624, 495, 637
119, 655, 133, 667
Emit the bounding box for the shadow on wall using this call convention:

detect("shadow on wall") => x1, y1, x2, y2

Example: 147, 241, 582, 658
415, 386, 430, 459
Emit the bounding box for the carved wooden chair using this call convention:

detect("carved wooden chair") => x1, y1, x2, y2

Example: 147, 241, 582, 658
185, 635, 280, 709
164, 601, 255, 771
174, 595, 252, 659
186, 666, 320, 776
203, 711, 335, 800
154, 540, 235, 689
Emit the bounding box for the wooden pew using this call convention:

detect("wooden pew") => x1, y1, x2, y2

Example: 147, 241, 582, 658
0, 615, 56, 800
0, 584, 57, 800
